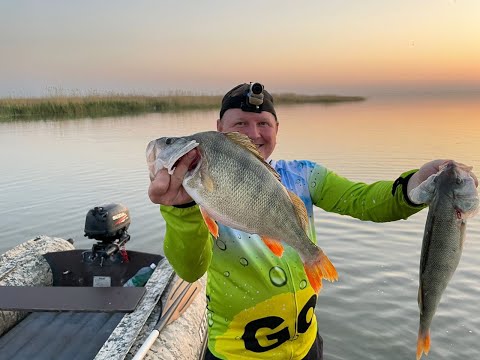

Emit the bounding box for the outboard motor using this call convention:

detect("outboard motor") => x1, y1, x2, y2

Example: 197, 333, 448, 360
84, 203, 131, 264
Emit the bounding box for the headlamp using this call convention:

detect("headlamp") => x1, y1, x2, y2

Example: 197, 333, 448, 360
242, 82, 265, 111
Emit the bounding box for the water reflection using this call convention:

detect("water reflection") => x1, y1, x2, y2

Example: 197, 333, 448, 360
1, 96, 480, 360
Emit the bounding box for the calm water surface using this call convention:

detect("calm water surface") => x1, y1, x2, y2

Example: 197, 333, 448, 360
1, 95, 480, 359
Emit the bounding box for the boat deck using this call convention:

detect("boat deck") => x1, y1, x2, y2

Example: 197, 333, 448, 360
0, 311, 124, 360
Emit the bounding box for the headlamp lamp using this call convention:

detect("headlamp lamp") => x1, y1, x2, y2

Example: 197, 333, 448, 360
241, 82, 265, 112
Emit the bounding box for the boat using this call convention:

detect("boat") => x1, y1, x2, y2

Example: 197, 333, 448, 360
0, 203, 207, 360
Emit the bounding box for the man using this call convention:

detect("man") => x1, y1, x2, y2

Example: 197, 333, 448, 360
148, 83, 464, 360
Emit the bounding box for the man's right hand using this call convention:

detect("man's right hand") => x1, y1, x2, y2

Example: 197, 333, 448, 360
148, 149, 197, 205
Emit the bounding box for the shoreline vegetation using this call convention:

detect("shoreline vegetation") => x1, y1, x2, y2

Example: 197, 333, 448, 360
0, 93, 365, 121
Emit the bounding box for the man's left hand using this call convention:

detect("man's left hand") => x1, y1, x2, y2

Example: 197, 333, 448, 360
407, 159, 479, 204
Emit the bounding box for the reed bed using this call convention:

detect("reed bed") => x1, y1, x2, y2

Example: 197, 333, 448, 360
0, 93, 365, 121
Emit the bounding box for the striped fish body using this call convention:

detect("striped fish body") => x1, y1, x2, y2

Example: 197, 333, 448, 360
412, 161, 479, 360
146, 131, 338, 292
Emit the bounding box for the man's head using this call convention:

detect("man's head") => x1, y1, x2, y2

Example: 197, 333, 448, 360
217, 83, 279, 160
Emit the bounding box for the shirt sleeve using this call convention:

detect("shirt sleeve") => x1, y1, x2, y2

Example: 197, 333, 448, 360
309, 165, 426, 222
160, 204, 213, 282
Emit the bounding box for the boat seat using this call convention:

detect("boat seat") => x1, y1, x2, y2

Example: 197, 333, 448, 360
0, 311, 124, 360
0, 286, 146, 312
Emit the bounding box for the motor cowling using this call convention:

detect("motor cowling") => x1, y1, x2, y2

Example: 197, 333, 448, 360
84, 203, 130, 242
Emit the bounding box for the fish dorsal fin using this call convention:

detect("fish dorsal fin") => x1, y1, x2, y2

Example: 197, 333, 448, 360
224, 132, 280, 181
287, 190, 309, 232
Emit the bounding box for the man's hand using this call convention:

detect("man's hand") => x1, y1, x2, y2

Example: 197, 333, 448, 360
148, 150, 197, 205
407, 159, 479, 203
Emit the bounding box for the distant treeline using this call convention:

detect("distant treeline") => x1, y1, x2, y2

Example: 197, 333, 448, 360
0, 93, 365, 121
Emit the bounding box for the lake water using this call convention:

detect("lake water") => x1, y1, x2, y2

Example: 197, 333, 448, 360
1, 94, 480, 359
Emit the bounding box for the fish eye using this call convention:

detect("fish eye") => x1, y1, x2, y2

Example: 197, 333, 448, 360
165, 138, 175, 145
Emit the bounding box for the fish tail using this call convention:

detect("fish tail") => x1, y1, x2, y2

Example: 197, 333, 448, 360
416, 328, 431, 360
303, 251, 338, 293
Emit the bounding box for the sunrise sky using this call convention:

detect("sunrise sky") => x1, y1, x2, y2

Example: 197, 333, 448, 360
1, 0, 479, 98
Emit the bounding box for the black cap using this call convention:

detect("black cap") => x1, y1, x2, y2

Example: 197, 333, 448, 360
219, 83, 277, 121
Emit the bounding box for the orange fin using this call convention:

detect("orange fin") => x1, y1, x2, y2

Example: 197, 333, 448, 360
303, 251, 338, 293
416, 328, 431, 360
199, 206, 219, 238
261, 236, 284, 257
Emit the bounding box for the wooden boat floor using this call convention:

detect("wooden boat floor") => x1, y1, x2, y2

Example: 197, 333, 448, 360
0, 311, 124, 360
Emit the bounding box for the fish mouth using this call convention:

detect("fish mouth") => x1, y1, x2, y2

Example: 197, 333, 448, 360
165, 140, 199, 174
171, 149, 201, 173
188, 150, 201, 170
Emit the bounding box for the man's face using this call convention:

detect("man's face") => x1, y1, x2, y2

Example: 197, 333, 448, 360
217, 108, 279, 160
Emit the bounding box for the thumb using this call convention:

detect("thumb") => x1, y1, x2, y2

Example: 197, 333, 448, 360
406, 159, 449, 198
169, 149, 199, 185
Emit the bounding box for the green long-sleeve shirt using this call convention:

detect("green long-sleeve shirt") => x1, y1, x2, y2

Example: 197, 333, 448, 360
160, 160, 424, 359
